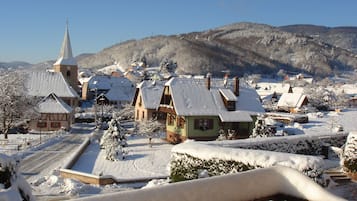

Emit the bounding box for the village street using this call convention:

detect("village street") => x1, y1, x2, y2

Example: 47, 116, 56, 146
20, 123, 94, 180
19, 134, 84, 181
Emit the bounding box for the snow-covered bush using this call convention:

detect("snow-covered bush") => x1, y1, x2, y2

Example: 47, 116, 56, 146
0, 154, 35, 201
223, 133, 347, 156
100, 119, 127, 161
343, 132, 357, 173
170, 142, 326, 185
250, 116, 275, 138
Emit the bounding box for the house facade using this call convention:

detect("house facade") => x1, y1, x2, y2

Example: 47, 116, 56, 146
29, 93, 74, 131
132, 80, 166, 123
159, 77, 262, 143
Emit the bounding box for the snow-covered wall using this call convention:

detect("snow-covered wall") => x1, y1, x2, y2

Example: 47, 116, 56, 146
72, 166, 345, 201
170, 141, 326, 184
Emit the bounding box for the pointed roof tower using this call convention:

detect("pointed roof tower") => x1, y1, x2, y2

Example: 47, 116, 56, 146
54, 22, 77, 66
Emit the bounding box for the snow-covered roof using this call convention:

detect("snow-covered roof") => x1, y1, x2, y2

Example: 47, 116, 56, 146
218, 111, 252, 122
277, 93, 307, 108
104, 85, 135, 102
53, 24, 77, 66
37, 93, 73, 114
165, 77, 260, 120
166, 77, 219, 116
219, 88, 237, 101
138, 80, 165, 109
88, 75, 133, 91
26, 72, 79, 98
235, 83, 265, 115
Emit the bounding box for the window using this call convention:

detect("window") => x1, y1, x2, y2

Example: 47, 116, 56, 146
51, 122, 61, 128
37, 122, 47, 128
66, 70, 71, 77
138, 96, 142, 107
40, 114, 48, 120
136, 110, 139, 120
168, 114, 175, 125
177, 117, 185, 128
142, 111, 145, 120
194, 119, 213, 130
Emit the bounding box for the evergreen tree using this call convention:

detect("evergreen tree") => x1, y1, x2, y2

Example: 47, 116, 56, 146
100, 119, 127, 161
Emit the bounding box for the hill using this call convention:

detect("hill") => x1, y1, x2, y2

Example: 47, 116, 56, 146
77, 22, 357, 77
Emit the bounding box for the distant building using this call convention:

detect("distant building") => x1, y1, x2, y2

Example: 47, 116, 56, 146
53, 23, 80, 93
277, 93, 308, 112
29, 93, 74, 131
26, 71, 79, 108
132, 80, 166, 123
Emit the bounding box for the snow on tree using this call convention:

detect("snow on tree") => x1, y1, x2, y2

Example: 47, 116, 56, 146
0, 71, 38, 139
0, 153, 35, 201
250, 116, 275, 138
100, 119, 127, 161
343, 132, 357, 173
137, 119, 165, 147
114, 104, 134, 121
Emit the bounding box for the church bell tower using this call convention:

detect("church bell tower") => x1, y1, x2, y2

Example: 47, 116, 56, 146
53, 22, 79, 93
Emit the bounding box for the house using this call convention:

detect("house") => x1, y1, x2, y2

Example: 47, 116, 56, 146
29, 93, 74, 131
132, 80, 166, 123
26, 71, 79, 108
158, 77, 264, 143
82, 75, 135, 107
277, 93, 308, 112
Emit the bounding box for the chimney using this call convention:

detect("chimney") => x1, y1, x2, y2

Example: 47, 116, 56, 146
234, 76, 239, 96
206, 73, 212, 90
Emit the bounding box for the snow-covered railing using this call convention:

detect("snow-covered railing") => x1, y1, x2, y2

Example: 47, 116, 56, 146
170, 141, 327, 185
71, 166, 345, 201
204, 133, 348, 157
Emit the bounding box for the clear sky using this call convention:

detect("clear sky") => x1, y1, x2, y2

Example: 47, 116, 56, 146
1, 0, 357, 63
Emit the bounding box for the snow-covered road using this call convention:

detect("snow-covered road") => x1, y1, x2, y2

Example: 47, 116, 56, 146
19, 134, 85, 182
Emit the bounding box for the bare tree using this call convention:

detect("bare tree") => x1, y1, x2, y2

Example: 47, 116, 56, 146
137, 119, 165, 147
0, 71, 38, 139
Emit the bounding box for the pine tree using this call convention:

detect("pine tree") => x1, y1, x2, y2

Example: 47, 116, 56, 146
100, 119, 127, 161
250, 116, 275, 138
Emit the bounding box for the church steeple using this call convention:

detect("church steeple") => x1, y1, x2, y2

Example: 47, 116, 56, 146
53, 22, 79, 93
54, 22, 76, 66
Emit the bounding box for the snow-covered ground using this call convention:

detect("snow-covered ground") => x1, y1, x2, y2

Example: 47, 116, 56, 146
71, 135, 173, 179
1, 110, 356, 200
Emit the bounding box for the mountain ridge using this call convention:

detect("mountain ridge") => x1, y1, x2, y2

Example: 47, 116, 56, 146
6, 22, 357, 77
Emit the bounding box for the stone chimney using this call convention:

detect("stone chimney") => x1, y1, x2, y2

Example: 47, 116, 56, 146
206, 73, 212, 90
234, 76, 239, 96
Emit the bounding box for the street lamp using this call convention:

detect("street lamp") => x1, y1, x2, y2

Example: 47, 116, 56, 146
98, 94, 106, 124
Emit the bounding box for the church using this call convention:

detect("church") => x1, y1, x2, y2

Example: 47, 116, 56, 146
27, 23, 80, 131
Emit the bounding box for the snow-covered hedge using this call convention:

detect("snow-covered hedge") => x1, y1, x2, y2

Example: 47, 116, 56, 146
170, 141, 326, 185
209, 133, 347, 156
343, 132, 357, 173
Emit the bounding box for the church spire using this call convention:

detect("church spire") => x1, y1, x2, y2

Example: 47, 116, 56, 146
54, 22, 76, 66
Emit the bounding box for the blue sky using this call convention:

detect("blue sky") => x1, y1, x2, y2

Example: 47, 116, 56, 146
1, 0, 357, 63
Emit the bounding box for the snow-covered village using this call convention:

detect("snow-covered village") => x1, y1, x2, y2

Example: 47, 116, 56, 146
1, 1, 357, 201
